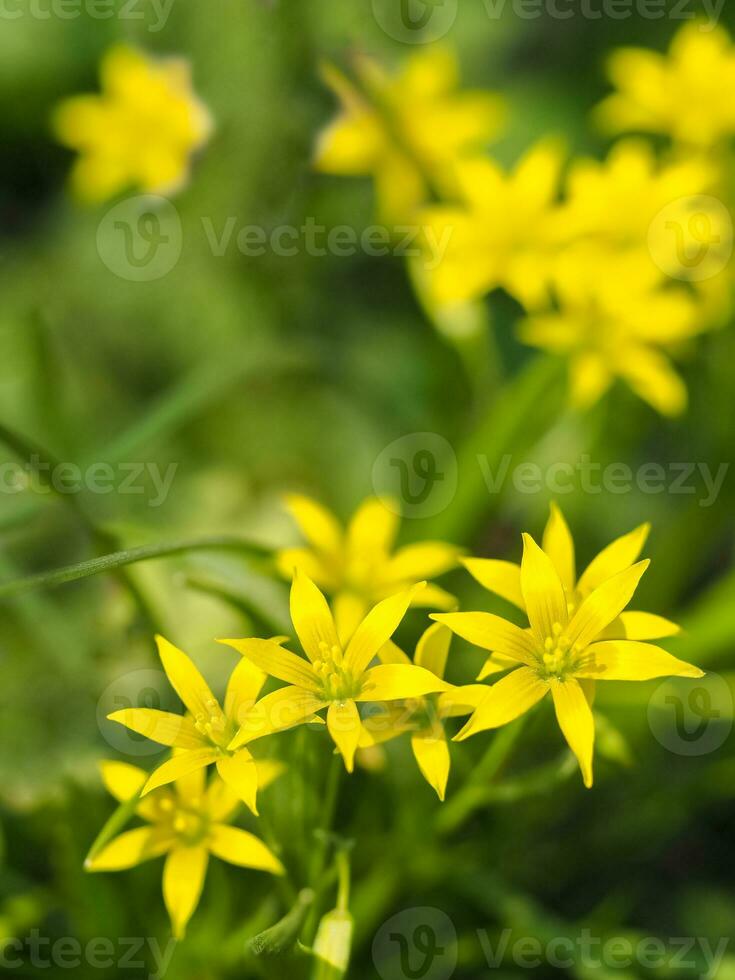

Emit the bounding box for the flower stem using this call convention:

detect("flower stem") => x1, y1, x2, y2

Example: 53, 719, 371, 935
303, 751, 342, 942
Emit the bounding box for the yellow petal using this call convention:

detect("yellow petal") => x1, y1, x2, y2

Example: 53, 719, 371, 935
224, 658, 267, 728
314, 111, 382, 175
87, 827, 171, 872
520, 533, 569, 642
577, 523, 650, 597
327, 700, 362, 772
438, 683, 488, 718
107, 708, 205, 749
359, 704, 415, 747
163, 845, 209, 939
567, 561, 649, 650
228, 686, 327, 749
208, 825, 284, 874
461, 558, 524, 610
255, 759, 286, 791
174, 764, 207, 804
275, 547, 338, 590
411, 727, 450, 801
99, 760, 147, 803
614, 611, 681, 640
382, 542, 461, 585
542, 503, 576, 596
432, 612, 536, 665
414, 622, 452, 679
284, 494, 343, 556
219, 637, 320, 693
356, 664, 451, 702
345, 584, 423, 676
155, 635, 225, 727
575, 640, 703, 681
455, 668, 549, 740
619, 347, 687, 417
410, 583, 457, 611
290, 571, 342, 664
345, 497, 399, 559
204, 774, 240, 823
549, 678, 594, 788
216, 751, 259, 815
477, 653, 519, 681
333, 591, 368, 646
142, 748, 219, 796
378, 639, 412, 665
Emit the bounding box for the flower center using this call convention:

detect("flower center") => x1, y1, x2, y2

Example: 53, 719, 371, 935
540, 622, 580, 678
313, 641, 359, 701
171, 807, 209, 846
193, 698, 230, 749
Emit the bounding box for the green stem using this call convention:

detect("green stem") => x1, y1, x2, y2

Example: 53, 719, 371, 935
0, 536, 272, 600
435, 714, 529, 836
303, 751, 342, 941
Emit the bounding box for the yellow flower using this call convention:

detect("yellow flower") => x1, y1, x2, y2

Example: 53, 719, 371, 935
359, 623, 486, 801
315, 47, 504, 223
221, 571, 452, 773
462, 502, 679, 681
53, 44, 212, 204
518, 246, 700, 415
276, 495, 461, 643
434, 527, 703, 787
87, 762, 284, 938
419, 140, 564, 309
595, 22, 735, 148
108, 636, 318, 814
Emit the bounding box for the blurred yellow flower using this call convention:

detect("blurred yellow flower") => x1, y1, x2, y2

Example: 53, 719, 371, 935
419, 140, 564, 309
276, 494, 461, 643
435, 532, 702, 787
108, 636, 317, 814
596, 22, 735, 148
87, 763, 283, 938
518, 247, 701, 415
53, 44, 212, 204
463, 502, 679, 681
222, 572, 451, 773
314, 47, 504, 223
359, 623, 486, 801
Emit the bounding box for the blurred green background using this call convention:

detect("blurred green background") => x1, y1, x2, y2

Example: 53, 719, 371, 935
1, 1, 735, 977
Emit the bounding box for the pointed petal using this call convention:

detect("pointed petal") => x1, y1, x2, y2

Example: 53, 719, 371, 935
346, 497, 399, 558
438, 683, 488, 718
284, 494, 343, 556
414, 622, 452, 679
567, 561, 649, 650
174, 763, 208, 804
577, 523, 650, 597
550, 678, 594, 788
163, 845, 209, 939
542, 503, 576, 596
228, 687, 327, 749
107, 708, 206, 749
155, 635, 225, 727
575, 640, 703, 681
378, 639, 412, 665
455, 667, 549, 740
327, 700, 362, 772
255, 759, 286, 791
142, 748, 218, 796
290, 570, 342, 663
477, 653, 519, 680
208, 825, 284, 874
345, 584, 423, 676
220, 637, 320, 693
410, 583, 456, 611
275, 547, 338, 590
382, 542, 461, 584
356, 664, 450, 702
204, 774, 240, 823
99, 760, 147, 803
216, 751, 259, 815
333, 591, 368, 646
612, 611, 681, 641
461, 558, 524, 610
412, 727, 450, 801
87, 827, 172, 872
521, 533, 569, 641
224, 658, 267, 727
359, 704, 416, 746
432, 612, 536, 665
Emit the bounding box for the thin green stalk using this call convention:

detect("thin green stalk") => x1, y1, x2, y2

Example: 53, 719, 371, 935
303, 752, 342, 942
435, 714, 529, 836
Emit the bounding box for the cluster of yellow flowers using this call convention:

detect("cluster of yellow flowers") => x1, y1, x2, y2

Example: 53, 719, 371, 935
316, 25, 735, 415
91, 496, 701, 936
